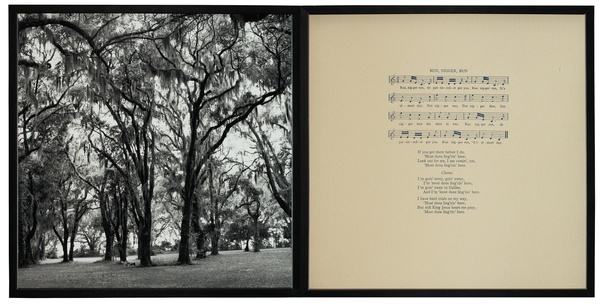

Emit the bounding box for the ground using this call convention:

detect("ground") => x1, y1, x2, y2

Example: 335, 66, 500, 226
17, 248, 292, 289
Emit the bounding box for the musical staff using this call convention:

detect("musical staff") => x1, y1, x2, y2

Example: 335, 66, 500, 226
388, 93, 508, 103
388, 129, 508, 140
389, 74, 509, 86
388, 111, 508, 122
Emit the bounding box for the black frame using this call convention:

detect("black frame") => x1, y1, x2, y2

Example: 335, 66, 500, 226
9, 5, 304, 298
9, 5, 594, 298
300, 5, 594, 297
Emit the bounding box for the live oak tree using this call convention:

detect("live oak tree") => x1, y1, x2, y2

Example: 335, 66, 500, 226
243, 106, 292, 217
17, 15, 87, 266
237, 177, 265, 252
67, 133, 122, 262
205, 157, 248, 255
18, 149, 64, 266
49, 173, 90, 262
143, 14, 291, 264
78, 212, 104, 256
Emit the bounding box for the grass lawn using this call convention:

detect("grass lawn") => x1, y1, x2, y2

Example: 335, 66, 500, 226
17, 248, 292, 289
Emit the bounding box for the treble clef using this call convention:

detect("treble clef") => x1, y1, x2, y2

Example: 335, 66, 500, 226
388, 92, 396, 102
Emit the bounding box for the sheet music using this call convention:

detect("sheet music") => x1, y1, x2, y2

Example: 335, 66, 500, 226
387, 74, 509, 145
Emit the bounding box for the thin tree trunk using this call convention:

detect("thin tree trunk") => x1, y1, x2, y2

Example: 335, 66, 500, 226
18, 207, 28, 266
36, 234, 46, 260
68, 215, 81, 261
178, 105, 201, 265
114, 189, 128, 262
253, 217, 260, 253
61, 200, 69, 262
137, 232, 143, 260
191, 196, 206, 259
100, 193, 114, 261
61, 238, 68, 262
211, 232, 220, 255
25, 237, 36, 263
68, 236, 76, 261
208, 163, 219, 256
120, 197, 128, 262
20, 172, 38, 266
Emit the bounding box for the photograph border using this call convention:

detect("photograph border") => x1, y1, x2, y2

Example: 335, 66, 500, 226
9, 5, 303, 298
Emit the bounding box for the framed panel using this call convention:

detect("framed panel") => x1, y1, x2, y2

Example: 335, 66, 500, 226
304, 5, 594, 297
10, 5, 302, 297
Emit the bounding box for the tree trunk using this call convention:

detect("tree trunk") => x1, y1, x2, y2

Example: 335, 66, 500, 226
211, 232, 220, 255
118, 231, 128, 262
104, 229, 114, 261
178, 106, 201, 265
114, 231, 122, 259
244, 238, 250, 252
36, 234, 46, 260
195, 234, 206, 259
253, 217, 260, 253
18, 207, 29, 267
88, 241, 97, 255
136, 189, 153, 267
121, 196, 128, 262
100, 194, 114, 261
68, 220, 80, 261
19, 172, 38, 267
68, 237, 75, 261
191, 197, 206, 259
25, 237, 35, 264
208, 163, 219, 256
178, 195, 193, 263
61, 238, 68, 262
61, 208, 69, 262
138, 219, 152, 267
137, 233, 143, 260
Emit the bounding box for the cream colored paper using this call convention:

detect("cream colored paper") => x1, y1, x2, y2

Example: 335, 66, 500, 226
309, 14, 587, 289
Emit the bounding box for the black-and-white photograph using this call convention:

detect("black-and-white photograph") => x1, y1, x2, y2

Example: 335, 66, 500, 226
15, 11, 293, 290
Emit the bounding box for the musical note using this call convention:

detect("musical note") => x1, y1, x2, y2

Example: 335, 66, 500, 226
388, 130, 509, 140
388, 111, 509, 121
389, 75, 509, 85
388, 93, 508, 103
